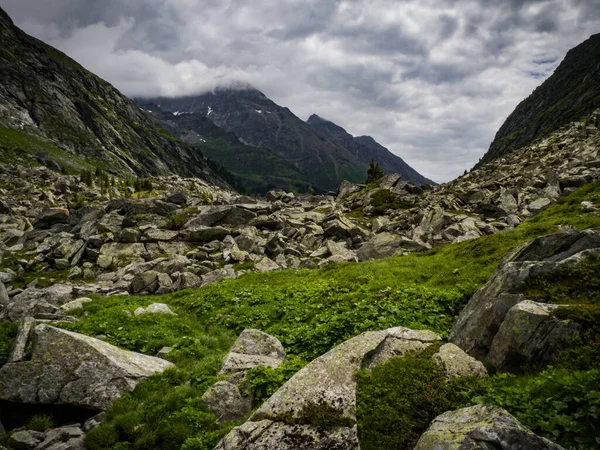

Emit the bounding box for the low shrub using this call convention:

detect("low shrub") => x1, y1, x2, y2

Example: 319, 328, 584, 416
245, 356, 307, 405
166, 213, 188, 231
26, 414, 54, 432
356, 345, 484, 450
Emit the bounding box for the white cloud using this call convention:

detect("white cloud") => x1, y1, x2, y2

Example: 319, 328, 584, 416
3, 0, 600, 182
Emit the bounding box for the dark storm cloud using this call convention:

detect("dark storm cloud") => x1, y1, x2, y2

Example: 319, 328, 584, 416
2, 0, 599, 182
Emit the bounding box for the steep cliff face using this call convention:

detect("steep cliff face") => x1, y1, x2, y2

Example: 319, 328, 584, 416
479, 33, 600, 166
0, 7, 227, 184
141, 87, 370, 192
307, 114, 436, 186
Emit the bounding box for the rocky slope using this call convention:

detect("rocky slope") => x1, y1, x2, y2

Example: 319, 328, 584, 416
139, 87, 371, 192
307, 114, 436, 186
480, 33, 600, 166
0, 7, 228, 184
0, 110, 598, 324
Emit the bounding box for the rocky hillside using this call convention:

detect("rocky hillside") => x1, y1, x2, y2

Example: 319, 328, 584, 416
1, 158, 599, 449
137, 100, 312, 194
307, 114, 436, 186
139, 87, 371, 192
480, 33, 600, 166
0, 7, 229, 184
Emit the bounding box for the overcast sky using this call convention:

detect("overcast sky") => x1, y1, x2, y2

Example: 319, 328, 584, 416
3, 0, 600, 182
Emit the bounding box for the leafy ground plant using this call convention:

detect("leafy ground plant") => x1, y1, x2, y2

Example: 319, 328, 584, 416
475, 368, 600, 450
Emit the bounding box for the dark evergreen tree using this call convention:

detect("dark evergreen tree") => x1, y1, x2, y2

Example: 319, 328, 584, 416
366, 159, 385, 183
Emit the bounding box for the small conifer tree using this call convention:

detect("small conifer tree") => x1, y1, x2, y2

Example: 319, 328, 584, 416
366, 159, 385, 183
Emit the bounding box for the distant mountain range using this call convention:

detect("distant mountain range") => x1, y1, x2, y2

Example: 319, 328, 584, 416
136, 99, 315, 194
0, 7, 231, 186
480, 33, 600, 166
139, 87, 434, 192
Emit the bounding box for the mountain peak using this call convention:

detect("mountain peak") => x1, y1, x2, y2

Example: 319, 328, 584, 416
307, 114, 328, 124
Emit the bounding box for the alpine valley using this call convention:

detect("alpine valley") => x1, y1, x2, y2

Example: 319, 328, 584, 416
0, 5, 599, 450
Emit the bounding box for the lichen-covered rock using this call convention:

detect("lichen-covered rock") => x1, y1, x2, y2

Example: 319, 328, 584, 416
433, 343, 487, 379
214, 420, 358, 450
232, 329, 285, 359
357, 232, 404, 261
33, 208, 69, 229
451, 230, 600, 360
0, 325, 173, 410
8, 430, 41, 449
201, 267, 236, 285
254, 257, 279, 272
220, 329, 285, 375
414, 405, 565, 450
36, 425, 85, 450
0, 281, 8, 307
2, 285, 74, 322
364, 328, 441, 368
202, 381, 252, 423
487, 301, 580, 373
130, 271, 160, 294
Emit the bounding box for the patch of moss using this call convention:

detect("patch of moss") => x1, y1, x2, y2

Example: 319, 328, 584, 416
519, 252, 600, 305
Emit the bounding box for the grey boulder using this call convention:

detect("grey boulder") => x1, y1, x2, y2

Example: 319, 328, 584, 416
414, 405, 565, 450
202, 381, 252, 423
220, 329, 285, 375
450, 230, 600, 360
487, 301, 580, 373
0, 324, 173, 410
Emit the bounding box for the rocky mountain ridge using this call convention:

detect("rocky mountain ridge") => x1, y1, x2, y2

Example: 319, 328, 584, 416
136, 100, 312, 194
307, 114, 436, 185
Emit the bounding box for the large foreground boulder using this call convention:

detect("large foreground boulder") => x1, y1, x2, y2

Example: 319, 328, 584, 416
414, 405, 565, 450
214, 327, 482, 450
450, 230, 600, 361
0, 324, 173, 410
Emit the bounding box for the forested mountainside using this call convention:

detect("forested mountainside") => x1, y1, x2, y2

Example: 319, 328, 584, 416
141, 88, 371, 192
